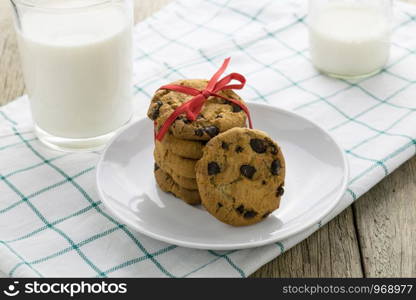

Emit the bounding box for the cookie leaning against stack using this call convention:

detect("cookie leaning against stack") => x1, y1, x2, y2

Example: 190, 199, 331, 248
196, 128, 286, 226
147, 79, 248, 205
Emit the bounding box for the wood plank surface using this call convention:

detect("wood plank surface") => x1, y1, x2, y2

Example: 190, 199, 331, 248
0, 1, 25, 106
252, 208, 363, 277
354, 158, 416, 277
0, 0, 415, 278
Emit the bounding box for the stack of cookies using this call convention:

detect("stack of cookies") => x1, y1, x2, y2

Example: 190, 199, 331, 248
147, 79, 248, 206
147, 77, 287, 227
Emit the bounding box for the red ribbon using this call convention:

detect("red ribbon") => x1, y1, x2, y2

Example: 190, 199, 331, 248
154, 57, 253, 141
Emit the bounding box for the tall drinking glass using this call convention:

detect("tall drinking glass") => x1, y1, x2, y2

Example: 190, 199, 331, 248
10, 0, 133, 151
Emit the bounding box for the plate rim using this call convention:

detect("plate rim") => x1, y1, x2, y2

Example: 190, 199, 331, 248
96, 102, 349, 250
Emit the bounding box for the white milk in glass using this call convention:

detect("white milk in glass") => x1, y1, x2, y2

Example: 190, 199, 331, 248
309, 2, 391, 78
16, 1, 133, 141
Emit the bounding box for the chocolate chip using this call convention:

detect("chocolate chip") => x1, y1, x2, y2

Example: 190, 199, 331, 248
268, 141, 278, 155
244, 210, 257, 219
235, 146, 244, 153
262, 180, 267, 185
276, 185, 285, 197
231, 103, 242, 112
208, 162, 221, 175
240, 165, 256, 179
194, 129, 204, 137
271, 160, 280, 176
216, 202, 223, 212
154, 163, 160, 171
262, 212, 271, 219
180, 116, 191, 124
250, 138, 267, 153
221, 142, 229, 150
236, 205, 245, 215
150, 101, 163, 120
204, 126, 220, 138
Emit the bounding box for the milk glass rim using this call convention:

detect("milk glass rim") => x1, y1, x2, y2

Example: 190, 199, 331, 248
10, 0, 119, 11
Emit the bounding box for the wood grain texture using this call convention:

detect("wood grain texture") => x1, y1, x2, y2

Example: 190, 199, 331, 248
0, 1, 25, 106
251, 208, 363, 277
0, 0, 415, 278
354, 157, 416, 277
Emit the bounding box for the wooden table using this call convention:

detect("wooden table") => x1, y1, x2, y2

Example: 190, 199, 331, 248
1, 0, 415, 278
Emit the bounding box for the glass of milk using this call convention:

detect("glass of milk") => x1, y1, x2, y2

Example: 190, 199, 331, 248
10, 0, 133, 151
308, 0, 392, 79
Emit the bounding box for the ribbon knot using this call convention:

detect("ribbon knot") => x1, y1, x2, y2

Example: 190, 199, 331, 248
155, 57, 253, 141
201, 90, 212, 99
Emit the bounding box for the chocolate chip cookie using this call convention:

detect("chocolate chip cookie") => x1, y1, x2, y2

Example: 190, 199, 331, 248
154, 141, 197, 178
154, 166, 201, 205
147, 79, 248, 141
195, 128, 286, 226
161, 132, 206, 159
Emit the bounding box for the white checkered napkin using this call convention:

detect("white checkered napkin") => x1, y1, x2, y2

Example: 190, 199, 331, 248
1, 0, 416, 278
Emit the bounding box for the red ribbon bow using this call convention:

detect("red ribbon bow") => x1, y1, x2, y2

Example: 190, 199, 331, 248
155, 57, 253, 141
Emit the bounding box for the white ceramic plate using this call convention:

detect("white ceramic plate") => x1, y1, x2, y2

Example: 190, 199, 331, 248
96, 103, 348, 250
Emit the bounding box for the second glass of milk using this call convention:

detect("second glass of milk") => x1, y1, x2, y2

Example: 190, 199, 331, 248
308, 0, 392, 79
11, 0, 133, 151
